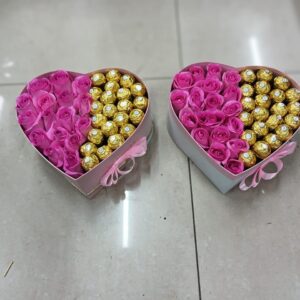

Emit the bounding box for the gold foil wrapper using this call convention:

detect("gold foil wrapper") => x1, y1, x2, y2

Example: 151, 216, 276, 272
253, 141, 271, 159
240, 69, 256, 83
87, 128, 104, 145
106, 69, 121, 82
241, 130, 257, 146
284, 114, 300, 130
270, 102, 287, 116
90, 101, 104, 115
264, 133, 282, 150
239, 150, 257, 168
81, 154, 99, 172
120, 74, 135, 88
80, 142, 97, 156
91, 113, 107, 128
252, 121, 269, 137
270, 89, 285, 102
107, 134, 125, 150
275, 124, 292, 141
241, 97, 255, 112
133, 96, 148, 111
274, 76, 290, 91
96, 145, 112, 160
256, 68, 273, 81
255, 80, 271, 94
239, 111, 254, 127
91, 73, 106, 86
131, 83, 146, 97
103, 104, 117, 118
113, 112, 129, 127
100, 90, 117, 104
104, 81, 120, 93
101, 120, 118, 137
287, 102, 300, 115
89, 87, 102, 101
129, 109, 144, 125
117, 88, 131, 100
266, 114, 283, 130
286, 88, 300, 102
241, 84, 254, 97
252, 106, 269, 122
117, 99, 133, 113
120, 123, 136, 139
255, 94, 271, 108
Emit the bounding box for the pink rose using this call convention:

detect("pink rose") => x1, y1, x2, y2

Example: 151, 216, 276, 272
18, 109, 42, 132
227, 117, 244, 138
56, 107, 75, 132
63, 150, 83, 178
206, 63, 222, 79
188, 87, 204, 110
32, 91, 57, 113
222, 100, 242, 117
191, 127, 210, 149
74, 93, 92, 116
57, 89, 74, 107
224, 159, 244, 174
27, 77, 52, 96
72, 75, 92, 95
44, 142, 64, 168
210, 126, 230, 144
200, 78, 223, 94
198, 109, 225, 128
47, 123, 69, 146
173, 72, 194, 89
50, 70, 71, 93
205, 92, 224, 110
65, 132, 85, 152
16, 93, 35, 113
42, 107, 56, 131
75, 115, 92, 137
28, 128, 51, 150
223, 85, 242, 102
208, 142, 230, 164
222, 70, 241, 86
188, 65, 205, 81
227, 139, 249, 157
170, 89, 189, 113
179, 108, 198, 132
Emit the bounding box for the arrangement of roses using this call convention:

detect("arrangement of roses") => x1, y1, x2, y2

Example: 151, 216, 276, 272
170, 63, 248, 174
16, 70, 92, 178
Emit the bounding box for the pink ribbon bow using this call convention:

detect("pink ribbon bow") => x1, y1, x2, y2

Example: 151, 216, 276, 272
239, 141, 297, 191
100, 137, 147, 187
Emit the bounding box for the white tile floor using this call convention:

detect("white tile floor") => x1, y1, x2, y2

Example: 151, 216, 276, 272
1, 0, 300, 299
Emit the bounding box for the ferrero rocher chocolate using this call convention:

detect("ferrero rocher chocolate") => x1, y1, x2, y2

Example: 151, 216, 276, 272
101, 120, 118, 137
88, 128, 104, 145
264, 133, 282, 150
255, 80, 271, 94
241, 130, 257, 146
107, 134, 125, 150
80, 142, 97, 156
91, 73, 106, 86
120, 74, 135, 88
241, 97, 255, 112
89, 87, 102, 101
275, 124, 292, 141
270, 89, 285, 102
274, 76, 290, 91
96, 145, 112, 160
91, 113, 107, 128
287, 102, 300, 115
129, 109, 144, 125
252, 106, 269, 121
241, 84, 254, 97
266, 114, 283, 130
253, 141, 271, 159
106, 69, 121, 82
256, 68, 273, 81
113, 112, 129, 127
133, 96, 148, 111
100, 90, 116, 104
117, 88, 131, 100
81, 154, 99, 171
131, 83, 146, 97
240, 69, 256, 83
286, 88, 300, 102
255, 94, 271, 109
90, 101, 104, 115
239, 150, 257, 168
120, 123, 136, 139
284, 114, 300, 130
252, 121, 268, 137
104, 81, 120, 93
117, 99, 133, 113
270, 102, 287, 116
103, 104, 117, 118
239, 111, 254, 126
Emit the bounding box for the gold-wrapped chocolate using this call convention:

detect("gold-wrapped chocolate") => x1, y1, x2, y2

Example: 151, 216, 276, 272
96, 145, 112, 160
101, 120, 118, 137
239, 111, 254, 127
100, 90, 117, 104
255, 80, 271, 94
287, 102, 300, 115
241, 97, 255, 112
270, 102, 287, 116
240, 69, 256, 83
90, 101, 104, 115
80, 142, 98, 156
133, 96, 148, 111
241, 130, 257, 146
103, 104, 117, 118
120, 74, 135, 88
241, 84, 254, 97
252, 106, 269, 122
88, 128, 104, 145
275, 124, 292, 141
253, 141, 271, 159
286, 88, 300, 102
129, 109, 144, 125
131, 83, 146, 97
106, 69, 121, 82
104, 81, 120, 93
91, 73, 106, 86
266, 114, 283, 130
256, 68, 273, 81
274, 76, 290, 91
89, 87, 102, 101
239, 150, 257, 168
117, 88, 131, 100
264, 133, 282, 150
113, 112, 129, 127
270, 89, 285, 103
255, 94, 271, 109
81, 154, 99, 172
91, 113, 107, 128
107, 134, 125, 150
117, 99, 133, 113
284, 114, 300, 130
120, 123, 136, 139
252, 121, 269, 137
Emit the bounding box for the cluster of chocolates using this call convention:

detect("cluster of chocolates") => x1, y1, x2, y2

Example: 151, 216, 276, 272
80, 69, 148, 171
238, 68, 300, 168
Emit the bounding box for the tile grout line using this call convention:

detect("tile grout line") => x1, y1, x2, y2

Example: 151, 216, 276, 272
0, 82, 26, 87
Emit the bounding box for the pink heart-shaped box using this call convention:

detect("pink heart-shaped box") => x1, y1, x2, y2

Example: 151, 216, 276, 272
17, 68, 153, 198
168, 62, 300, 193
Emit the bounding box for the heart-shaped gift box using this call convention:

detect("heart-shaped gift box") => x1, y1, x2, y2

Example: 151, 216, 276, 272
168, 62, 300, 193
16, 68, 152, 198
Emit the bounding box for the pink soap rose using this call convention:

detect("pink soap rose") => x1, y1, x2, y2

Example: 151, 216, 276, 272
32, 90, 57, 113
227, 117, 244, 137
27, 77, 52, 96
72, 75, 92, 95
224, 159, 244, 174
56, 106, 75, 132
222, 100, 242, 117
75, 115, 92, 137
57, 89, 74, 107
42, 107, 56, 131
210, 126, 230, 144
63, 150, 83, 178
188, 87, 205, 110
65, 133, 84, 152
198, 109, 225, 128
206, 63, 222, 79
28, 128, 51, 150
170, 89, 189, 113
44, 142, 64, 168
16, 93, 35, 113
74, 93, 92, 116
191, 127, 210, 149
208, 142, 230, 164
173, 71, 194, 89
188, 65, 205, 81
222, 70, 241, 86
205, 92, 224, 110
47, 123, 69, 146
18, 109, 42, 132
223, 85, 242, 102
227, 139, 249, 157
50, 70, 71, 93
200, 78, 223, 94
179, 108, 198, 132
